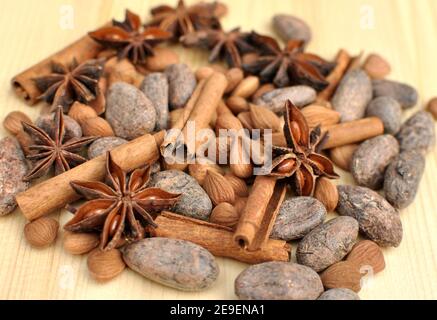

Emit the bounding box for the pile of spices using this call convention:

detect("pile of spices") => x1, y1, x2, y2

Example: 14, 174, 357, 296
1, 1, 436, 300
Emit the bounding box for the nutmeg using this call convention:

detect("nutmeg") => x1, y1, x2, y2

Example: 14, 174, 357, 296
3, 111, 32, 135
24, 217, 59, 248
81, 117, 115, 137
63, 231, 100, 255
210, 202, 240, 228
314, 177, 339, 212
87, 248, 126, 282
203, 170, 235, 205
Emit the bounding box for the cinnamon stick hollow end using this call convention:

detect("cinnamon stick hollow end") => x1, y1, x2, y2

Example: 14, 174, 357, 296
11, 35, 103, 105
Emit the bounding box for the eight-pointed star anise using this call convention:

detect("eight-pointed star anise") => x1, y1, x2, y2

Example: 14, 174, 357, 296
264, 100, 339, 196
147, 0, 226, 40
22, 106, 97, 181
34, 58, 103, 111
89, 10, 172, 66
181, 26, 255, 68
243, 32, 335, 90
64, 153, 181, 251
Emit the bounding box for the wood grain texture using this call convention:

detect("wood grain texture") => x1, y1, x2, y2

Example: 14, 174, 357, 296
1, 0, 437, 300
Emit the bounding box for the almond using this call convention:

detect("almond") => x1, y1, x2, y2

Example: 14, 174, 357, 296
232, 76, 260, 98
87, 248, 126, 282
107, 58, 139, 87
237, 111, 254, 130
314, 177, 338, 212
15, 130, 33, 155
89, 77, 108, 115
320, 261, 362, 292
301, 105, 341, 128
427, 97, 437, 120
363, 53, 391, 79
210, 202, 240, 228
169, 108, 184, 127
68, 102, 98, 124
24, 217, 59, 248
195, 66, 215, 81
249, 104, 281, 131
215, 113, 243, 132
63, 231, 100, 255
229, 139, 253, 178
3, 111, 32, 135
225, 173, 249, 197
251, 83, 275, 101
226, 96, 249, 114
329, 144, 359, 171
225, 68, 244, 93
81, 117, 114, 137
215, 136, 230, 163
234, 197, 248, 214
162, 161, 188, 172
346, 240, 385, 274
268, 132, 287, 147
203, 170, 235, 205
146, 47, 179, 71
230, 162, 253, 179
188, 162, 224, 186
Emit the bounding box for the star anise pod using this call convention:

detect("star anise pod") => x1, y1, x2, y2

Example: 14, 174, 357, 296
22, 106, 97, 181
64, 153, 181, 251
89, 10, 172, 66
34, 59, 103, 111
147, 0, 226, 40
181, 26, 255, 68
264, 100, 339, 196
243, 32, 335, 90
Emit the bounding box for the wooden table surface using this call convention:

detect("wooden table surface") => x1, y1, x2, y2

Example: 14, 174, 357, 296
1, 0, 436, 300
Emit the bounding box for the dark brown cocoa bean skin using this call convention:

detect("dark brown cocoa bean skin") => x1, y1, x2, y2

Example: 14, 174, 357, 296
351, 134, 399, 190
384, 150, 425, 209
337, 185, 403, 247
270, 197, 326, 241
165, 63, 196, 110
296, 216, 359, 272
372, 79, 418, 109
272, 14, 312, 44
396, 111, 436, 155
235, 262, 323, 300
366, 96, 402, 135
317, 288, 360, 300
332, 69, 373, 122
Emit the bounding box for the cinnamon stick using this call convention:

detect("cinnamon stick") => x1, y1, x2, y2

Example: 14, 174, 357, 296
16, 131, 165, 221
151, 212, 291, 264
12, 34, 103, 105
318, 49, 351, 101
321, 117, 384, 149
161, 72, 228, 159
233, 176, 286, 251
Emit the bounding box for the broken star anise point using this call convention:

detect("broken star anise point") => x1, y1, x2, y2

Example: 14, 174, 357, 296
64, 152, 181, 251
266, 100, 339, 196
22, 106, 97, 181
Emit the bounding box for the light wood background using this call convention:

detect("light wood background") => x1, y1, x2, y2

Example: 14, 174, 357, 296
0, 0, 436, 300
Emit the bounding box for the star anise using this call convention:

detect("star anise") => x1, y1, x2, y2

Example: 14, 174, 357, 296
264, 100, 338, 196
147, 0, 226, 40
22, 106, 97, 181
34, 59, 103, 111
64, 153, 181, 251
89, 10, 172, 66
243, 32, 335, 90
181, 26, 255, 68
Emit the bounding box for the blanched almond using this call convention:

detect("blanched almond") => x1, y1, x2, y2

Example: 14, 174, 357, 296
232, 76, 260, 98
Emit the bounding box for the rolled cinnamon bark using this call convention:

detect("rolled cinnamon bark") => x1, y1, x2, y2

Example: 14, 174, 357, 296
151, 212, 291, 264
318, 49, 351, 101
321, 117, 384, 149
161, 72, 228, 159
11, 35, 103, 105
16, 131, 165, 221
233, 176, 286, 251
